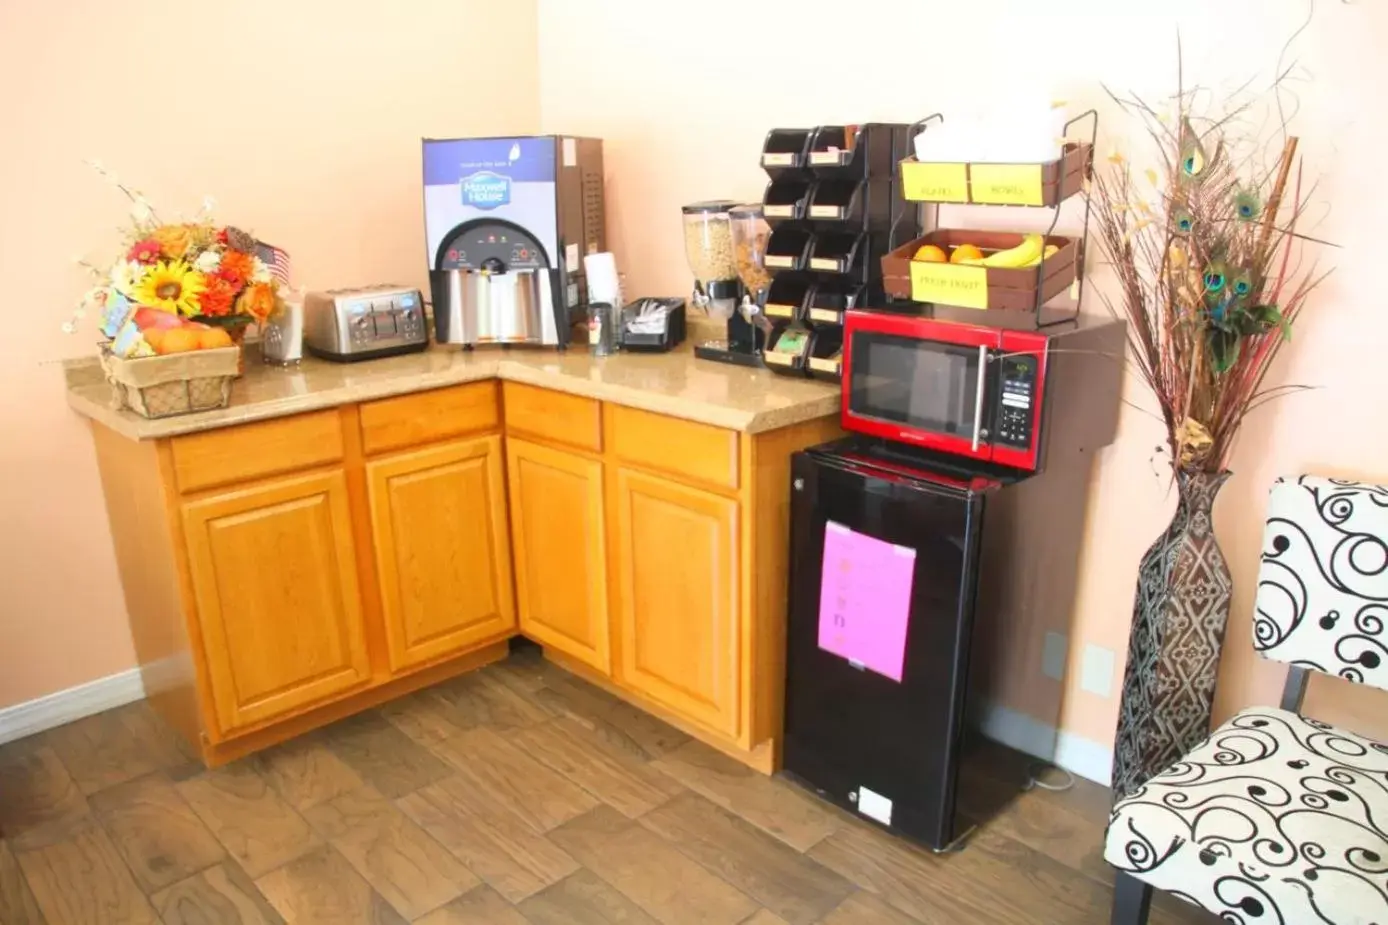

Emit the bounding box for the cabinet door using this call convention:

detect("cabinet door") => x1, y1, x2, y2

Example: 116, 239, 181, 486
182, 470, 370, 734
614, 467, 740, 739
367, 434, 516, 673
506, 437, 610, 673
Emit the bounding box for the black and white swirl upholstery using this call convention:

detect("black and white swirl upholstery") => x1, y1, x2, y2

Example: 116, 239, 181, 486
1255, 476, 1388, 685
1106, 476, 1388, 925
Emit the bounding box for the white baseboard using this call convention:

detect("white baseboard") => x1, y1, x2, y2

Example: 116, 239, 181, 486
976, 700, 1113, 787
0, 669, 147, 746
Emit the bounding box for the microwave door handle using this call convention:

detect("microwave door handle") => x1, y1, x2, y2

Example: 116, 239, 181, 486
971, 345, 988, 451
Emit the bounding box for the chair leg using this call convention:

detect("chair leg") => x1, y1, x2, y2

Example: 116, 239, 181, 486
1112, 871, 1153, 925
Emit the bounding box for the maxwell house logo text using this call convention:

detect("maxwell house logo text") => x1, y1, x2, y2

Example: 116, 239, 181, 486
461, 171, 510, 210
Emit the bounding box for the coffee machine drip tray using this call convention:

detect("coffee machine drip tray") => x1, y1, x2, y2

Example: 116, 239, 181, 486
431, 218, 559, 347
694, 339, 766, 368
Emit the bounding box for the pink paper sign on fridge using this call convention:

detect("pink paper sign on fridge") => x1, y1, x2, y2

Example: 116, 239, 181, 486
817, 520, 917, 682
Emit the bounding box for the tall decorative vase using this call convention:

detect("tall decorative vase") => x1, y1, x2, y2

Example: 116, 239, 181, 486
1111, 469, 1233, 801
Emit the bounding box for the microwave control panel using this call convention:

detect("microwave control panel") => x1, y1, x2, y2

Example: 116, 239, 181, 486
994, 354, 1038, 448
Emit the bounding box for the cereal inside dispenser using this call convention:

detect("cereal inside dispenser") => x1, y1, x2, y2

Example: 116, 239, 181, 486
730, 203, 772, 318
681, 200, 740, 320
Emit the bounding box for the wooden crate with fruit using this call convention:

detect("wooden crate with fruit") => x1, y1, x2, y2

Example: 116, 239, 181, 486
880, 230, 1078, 311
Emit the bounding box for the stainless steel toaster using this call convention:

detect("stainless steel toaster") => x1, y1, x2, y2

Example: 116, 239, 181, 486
302, 285, 429, 362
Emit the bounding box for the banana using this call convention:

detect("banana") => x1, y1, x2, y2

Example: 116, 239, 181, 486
1020, 243, 1060, 268
980, 233, 1044, 269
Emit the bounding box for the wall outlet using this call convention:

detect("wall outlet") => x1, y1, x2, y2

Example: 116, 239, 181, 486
1041, 632, 1068, 681
1081, 644, 1117, 697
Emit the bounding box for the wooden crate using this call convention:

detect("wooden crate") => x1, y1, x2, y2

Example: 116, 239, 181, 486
899, 142, 1092, 207
880, 230, 1079, 311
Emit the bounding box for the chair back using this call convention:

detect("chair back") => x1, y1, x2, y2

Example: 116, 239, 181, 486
1255, 475, 1388, 692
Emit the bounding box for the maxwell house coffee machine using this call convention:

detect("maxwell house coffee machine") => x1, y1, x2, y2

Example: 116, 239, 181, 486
423, 135, 605, 348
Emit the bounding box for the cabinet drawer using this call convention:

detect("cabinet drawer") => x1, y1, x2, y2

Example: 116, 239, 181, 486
171, 410, 344, 494
360, 382, 500, 455
503, 382, 602, 453
608, 405, 739, 491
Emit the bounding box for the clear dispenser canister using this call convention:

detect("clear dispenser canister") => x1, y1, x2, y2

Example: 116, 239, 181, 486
681, 200, 739, 319
729, 204, 771, 299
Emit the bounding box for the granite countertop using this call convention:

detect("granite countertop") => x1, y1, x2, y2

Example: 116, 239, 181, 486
66, 344, 841, 440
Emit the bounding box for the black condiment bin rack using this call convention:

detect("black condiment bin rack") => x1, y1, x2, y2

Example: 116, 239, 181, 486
763, 179, 813, 223
757, 123, 919, 379
805, 281, 863, 328
805, 328, 844, 382
764, 227, 814, 272
760, 129, 814, 179
762, 322, 811, 373
764, 276, 812, 323
807, 124, 902, 180
807, 231, 867, 276
806, 179, 865, 224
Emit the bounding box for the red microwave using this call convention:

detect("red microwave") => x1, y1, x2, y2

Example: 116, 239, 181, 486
841, 310, 1051, 471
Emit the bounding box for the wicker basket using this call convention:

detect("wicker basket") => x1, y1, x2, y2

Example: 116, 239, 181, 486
100, 346, 240, 419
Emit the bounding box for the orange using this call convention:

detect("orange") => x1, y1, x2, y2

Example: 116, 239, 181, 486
157, 327, 201, 354
142, 328, 169, 352
913, 244, 948, 263
196, 327, 234, 350
950, 244, 984, 264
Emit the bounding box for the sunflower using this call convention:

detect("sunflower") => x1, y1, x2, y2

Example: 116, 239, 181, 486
134, 260, 207, 316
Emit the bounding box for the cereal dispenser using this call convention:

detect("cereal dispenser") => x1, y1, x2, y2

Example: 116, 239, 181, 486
684, 200, 763, 367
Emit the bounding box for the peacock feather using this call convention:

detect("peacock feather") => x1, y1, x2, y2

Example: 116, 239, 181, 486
1178, 117, 1223, 182
1172, 208, 1194, 235
1230, 267, 1255, 301
1203, 259, 1232, 322
1233, 187, 1262, 221
1179, 117, 1209, 178
1202, 260, 1229, 296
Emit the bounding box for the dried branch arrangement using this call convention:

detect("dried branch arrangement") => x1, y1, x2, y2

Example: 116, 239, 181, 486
1093, 64, 1331, 473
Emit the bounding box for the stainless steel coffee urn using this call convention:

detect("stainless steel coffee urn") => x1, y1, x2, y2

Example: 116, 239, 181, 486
423, 135, 605, 349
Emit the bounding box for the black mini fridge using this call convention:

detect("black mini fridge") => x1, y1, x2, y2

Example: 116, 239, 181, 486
782, 437, 1005, 851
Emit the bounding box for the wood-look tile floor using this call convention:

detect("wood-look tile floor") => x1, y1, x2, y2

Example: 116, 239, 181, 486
0, 649, 1216, 924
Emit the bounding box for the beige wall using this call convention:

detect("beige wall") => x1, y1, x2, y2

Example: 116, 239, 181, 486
0, 0, 539, 709
536, 0, 1388, 746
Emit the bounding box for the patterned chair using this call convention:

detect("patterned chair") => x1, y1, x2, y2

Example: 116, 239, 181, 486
1105, 476, 1388, 925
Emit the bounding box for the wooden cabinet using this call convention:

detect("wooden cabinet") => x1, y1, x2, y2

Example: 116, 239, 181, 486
89, 374, 838, 772
367, 435, 515, 673
506, 437, 611, 673
181, 469, 371, 734
613, 466, 741, 740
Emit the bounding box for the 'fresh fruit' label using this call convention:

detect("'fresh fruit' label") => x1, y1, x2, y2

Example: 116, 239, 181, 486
910, 262, 988, 310
901, 161, 969, 202
970, 164, 1045, 206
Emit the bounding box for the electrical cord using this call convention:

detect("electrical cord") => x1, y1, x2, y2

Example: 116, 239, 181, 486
1023, 762, 1076, 793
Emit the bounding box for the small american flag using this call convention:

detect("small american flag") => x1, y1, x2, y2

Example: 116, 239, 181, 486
255, 241, 293, 288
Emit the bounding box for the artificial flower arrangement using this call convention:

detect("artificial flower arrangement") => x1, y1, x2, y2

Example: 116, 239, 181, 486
72, 162, 285, 359
1092, 98, 1326, 473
